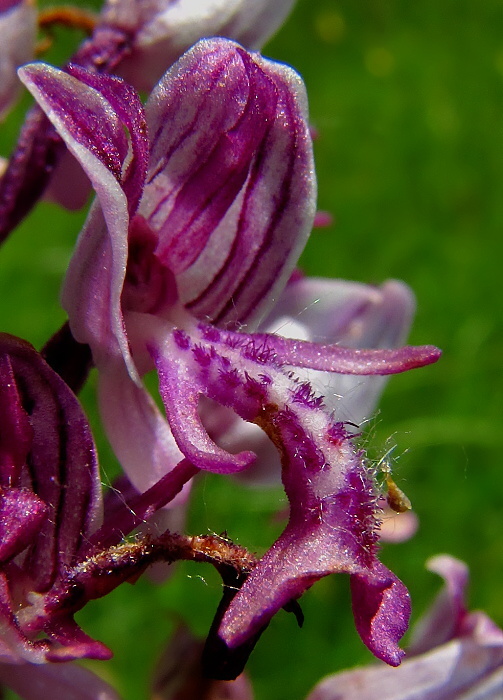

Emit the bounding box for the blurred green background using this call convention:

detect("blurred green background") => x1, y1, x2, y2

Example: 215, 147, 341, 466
0, 1, 502, 698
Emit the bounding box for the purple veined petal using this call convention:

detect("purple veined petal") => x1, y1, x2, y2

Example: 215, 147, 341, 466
305, 639, 503, 700
65, 64, 149, 213
141, 38, 315, 327
143, 39, 279, 271
0, 0, 36, 119
18, 64, 146, 382
0, 333, 103, 591
102, 0, 297, 92
0, 660, 121, 700
18, 64, 130, 184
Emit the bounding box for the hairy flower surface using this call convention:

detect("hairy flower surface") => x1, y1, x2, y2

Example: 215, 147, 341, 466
19, 39, 441, 667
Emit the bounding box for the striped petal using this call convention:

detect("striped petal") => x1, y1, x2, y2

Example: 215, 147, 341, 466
19, 63, 149, 381
142, 38, 316, 328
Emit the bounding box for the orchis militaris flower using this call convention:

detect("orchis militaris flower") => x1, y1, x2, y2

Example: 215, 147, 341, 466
0, 0, 296, 239
19, 39, 440, 669
0, 0, 36, 119
306, 556, 503, 700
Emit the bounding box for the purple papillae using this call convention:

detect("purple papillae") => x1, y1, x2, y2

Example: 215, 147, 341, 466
17, 37, 442, 676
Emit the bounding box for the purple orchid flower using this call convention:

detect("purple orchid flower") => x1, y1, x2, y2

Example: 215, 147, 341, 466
0, 0, 36, 119
19, 39, 441, 668
306, 555, 503, 699
0, 0, 296, 240
0, 333, 119, 698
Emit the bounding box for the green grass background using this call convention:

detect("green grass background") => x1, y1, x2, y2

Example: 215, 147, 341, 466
0, 1, 502, 698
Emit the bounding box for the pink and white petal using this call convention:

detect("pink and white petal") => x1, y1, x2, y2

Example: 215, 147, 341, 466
264, 278, 415, 347
18, 64, 146, 381
0, 660, 120, 700
306, 638, 503, 700
0, 0, 36, 119
97, 360, 189, 498
408, 555, 470, 655
63, 204, 138, 381
140, 39, 315, 327
102, 0, 296, 92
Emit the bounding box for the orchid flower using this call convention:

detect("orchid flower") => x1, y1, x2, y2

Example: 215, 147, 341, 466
306, 555, 503, 700
0, 0, 297, 240
0, 0, 36, 119
0, 333, 118, 697
19, 39, 440, 669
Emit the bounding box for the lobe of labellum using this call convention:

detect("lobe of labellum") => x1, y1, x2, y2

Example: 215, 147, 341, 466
152, 325, 409, 664
0, 334, 102, 592
142, 38, 316, 328
152, 331, 257, 474
229, 330, 441, 375
0, 0, 36, 119
19, 63, 149, 381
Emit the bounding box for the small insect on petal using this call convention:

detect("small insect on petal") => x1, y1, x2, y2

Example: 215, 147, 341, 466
381, 460, 412, 513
